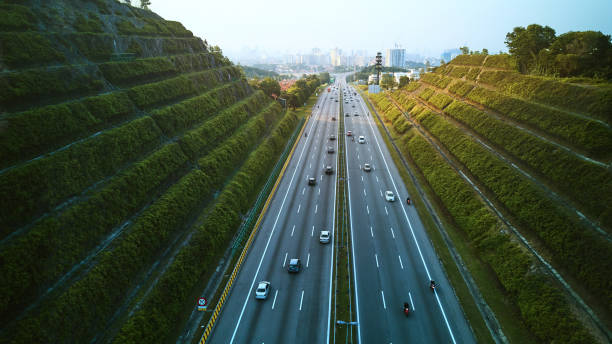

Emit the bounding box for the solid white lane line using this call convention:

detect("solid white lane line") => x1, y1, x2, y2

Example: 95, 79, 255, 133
366, 205, 370, 214
272, 290, 279, 310
291, 225, 295, 237
370, 226, 374, 238
375, 254, 379, 268
381, 290, 387, 309
307, 253, 310, 268
299, 290, 304, 311
390, 227, 395, 239
297, 204, 301, 214
409, 292, 414, 311
385, 206, 388, 215
315, 204, 318, 214
398, 255, 404, 270
283, 252, 288, 267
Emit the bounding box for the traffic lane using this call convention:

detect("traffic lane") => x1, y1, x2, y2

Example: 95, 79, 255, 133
346, 149, 452, 344
355, 91, 475, 343
209, 92, 335, 342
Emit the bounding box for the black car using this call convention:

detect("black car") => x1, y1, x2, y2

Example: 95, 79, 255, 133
325, 165, 333, 174
308, 177, 316, 185
288, 258, 301, 273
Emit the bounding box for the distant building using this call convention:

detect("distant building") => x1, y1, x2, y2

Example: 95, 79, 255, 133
441, 48, 461, 63
368, 85, 381, 94
385, 48, 406, 68
392, 70, 420, 83
368, 74, 379, 84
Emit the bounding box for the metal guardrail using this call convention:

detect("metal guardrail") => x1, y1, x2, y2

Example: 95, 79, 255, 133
199, 115, 307, 344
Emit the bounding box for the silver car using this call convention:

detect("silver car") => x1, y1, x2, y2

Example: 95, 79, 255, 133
255, 281, 271, 299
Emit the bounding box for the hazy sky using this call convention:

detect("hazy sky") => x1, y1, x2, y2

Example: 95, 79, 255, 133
149, 0, 612, 57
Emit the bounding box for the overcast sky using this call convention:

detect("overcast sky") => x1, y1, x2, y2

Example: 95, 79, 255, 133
149, 0, 612, 57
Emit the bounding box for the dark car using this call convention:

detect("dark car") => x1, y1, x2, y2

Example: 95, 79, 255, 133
328, 146, 335, 154
288, 258, 301, 273
308, 177, 316, 185
329, 134, 336, 141
325, 165, 333, 174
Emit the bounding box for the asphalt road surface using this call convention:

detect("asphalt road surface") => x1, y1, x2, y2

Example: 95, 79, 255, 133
207, 77, 476, 344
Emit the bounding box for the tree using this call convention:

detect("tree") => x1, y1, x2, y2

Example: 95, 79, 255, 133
380, 74, 396, 90
505, 24, 556, 72
399, 76, 410, 88
459, 46, 470, 55
318, 72, 331, 84
440, 59, 446, 65
549, 31, 612, 78
140, 0, 151, 9
482, 48, 489, 55
257, 77, 281, 98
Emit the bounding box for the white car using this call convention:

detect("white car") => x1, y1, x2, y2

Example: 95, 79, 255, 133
358, 136, 365, 144
319, 230, 331, 244
363, 163, 371, 172
385, 190, 396, 202
255, 281, 271, 299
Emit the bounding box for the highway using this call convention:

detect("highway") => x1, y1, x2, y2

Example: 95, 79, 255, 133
207, 76, 476, 343
342, 79, 475, 343
207, 82, 339, 343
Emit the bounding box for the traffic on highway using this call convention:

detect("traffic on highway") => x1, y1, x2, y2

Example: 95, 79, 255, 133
206, 76, 475, 344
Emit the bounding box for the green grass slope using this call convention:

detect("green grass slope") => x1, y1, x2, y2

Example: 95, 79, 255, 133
0, 0, 310, 342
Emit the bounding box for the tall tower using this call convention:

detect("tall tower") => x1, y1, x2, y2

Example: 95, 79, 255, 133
375, 52, 382, 85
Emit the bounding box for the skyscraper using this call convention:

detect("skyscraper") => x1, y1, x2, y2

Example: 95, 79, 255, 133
385, 46, 405, 68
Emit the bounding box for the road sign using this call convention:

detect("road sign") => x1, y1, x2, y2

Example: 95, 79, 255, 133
197, 297, 208, 311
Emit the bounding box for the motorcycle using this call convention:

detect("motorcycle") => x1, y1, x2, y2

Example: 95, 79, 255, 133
403, 302, 410, 316
430, 280, 436, 292
406, 197, 411, 205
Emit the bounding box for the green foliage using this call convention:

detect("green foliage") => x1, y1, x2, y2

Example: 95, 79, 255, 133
413, 107, 612, 314
170, 53, 216, 72
420, 72, 452, 89
428, 92, 453, 109
380, 74, 396, 89
450, 54, 486, 66
448, 80, 474, 96
465, 86, 612, 156
126, 66, 239, 109
162, 37, 206, 55
61, 32, 115, 61
478, 70, 612, 124
114, 106, 297, 344
449, 65, 470, 78
73, 13, 104, 33
418, 87, 435, 101
0, 32, 65, 68
0, 117, 163, 234
281, 74, 321, 109
0, 143, 188, 322
483, 54, 517, 70
0, 4, 36, 31
465, 67, 480, 80
99, 57, 178, 85
253, 77, 281, 97
152, 81, 250, 137
403, 82, 421, 92
240, 65, 279, 79
548, 31, 612, 78
372, 95, 595, 342
178, 91, 269, 159
504, 24, 556, 73
0, 91, 134, 169
0, 65, 105, 109
444, 100, 612, 227
398, 76, 410, 88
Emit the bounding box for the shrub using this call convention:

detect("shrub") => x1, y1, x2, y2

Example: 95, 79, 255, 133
114, 105, 297, 344
428, 92, 454, 109
444, 100, 612, 229
59, 33, 115, 61
484, 54, 517, 70
448, 80, 474, 97
73, 13, 103, 33
449, 65, 469, 78
0, 117, 163, 234
0, 65, 104, 108
420, 73, 452, 89
418, 87, 435, 101
0, 143, 188, 322
465, 68, 480, 81
99, 57, 178, 85
465, 86, 612, 156
0, 91, 134, 169
478, 70, 612, 124
414, 108, 612, 313
451, 54, 486, 66
0, 4, 36, 31
0, 32, 65, 68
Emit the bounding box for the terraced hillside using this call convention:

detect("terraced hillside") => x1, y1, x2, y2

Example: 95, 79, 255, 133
0, 0, 304, 342
366, 54, 612, 343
